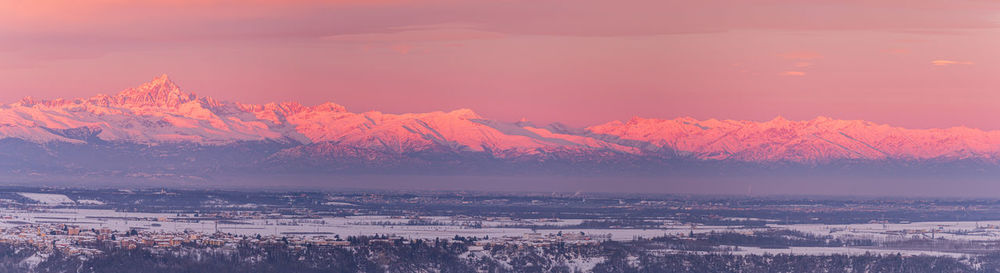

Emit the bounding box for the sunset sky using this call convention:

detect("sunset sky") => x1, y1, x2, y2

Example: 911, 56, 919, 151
1, 0, 999, 128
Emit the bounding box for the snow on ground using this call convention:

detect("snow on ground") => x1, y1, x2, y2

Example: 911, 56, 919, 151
729, 246, 970, 258
773, 220, 1000, 242
75, 200, 105, 205
0, 209, 706, 241
564, 256, 606, 272
19, 253, 47, 269
1, 207, 1000, 258
17, 193, 74, 205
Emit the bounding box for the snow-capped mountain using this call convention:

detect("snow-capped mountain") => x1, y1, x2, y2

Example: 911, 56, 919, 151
3, 74, 1000, 180
5, 75, 631, 152
587, 116, 1000, 164
7, 75, 285, 144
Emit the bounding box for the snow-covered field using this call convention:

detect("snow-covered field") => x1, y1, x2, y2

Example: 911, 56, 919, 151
774, 221, 1000, 242
0, 209, 684, 241
2, 208, 999, 257
16, 193, 75, 205
729, 246, 970, 258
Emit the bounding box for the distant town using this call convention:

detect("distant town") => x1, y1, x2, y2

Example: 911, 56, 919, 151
0, 187, 991, 272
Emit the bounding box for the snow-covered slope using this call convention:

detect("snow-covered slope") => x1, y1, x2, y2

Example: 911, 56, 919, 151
587, 116, 1000, 163
5, 75, 285, 145
0, 75, 634, 158
4, 74, 1000, 177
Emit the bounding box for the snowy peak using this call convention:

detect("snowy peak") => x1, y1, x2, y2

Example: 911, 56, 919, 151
311, 102, 347, 113
587, 116, 1000, 163
241, 102, 307, 116
7, 75, 1000, 169
447, 108, 482, 120
16, 96, 75, 108
241, 101, 346, 116
103, 74, 196, 108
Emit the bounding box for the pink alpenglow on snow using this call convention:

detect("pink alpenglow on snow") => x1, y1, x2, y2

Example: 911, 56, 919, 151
2, 1, 1000, 130
6, 75, 1000, 166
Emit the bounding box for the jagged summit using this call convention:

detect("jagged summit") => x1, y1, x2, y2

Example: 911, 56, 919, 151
447, 108, 482, 119
148, 74, 173, 86
106, 74, 196, 108
5, 75, 1000, 171
0, 75, 626, 150
311, 102, 348, 113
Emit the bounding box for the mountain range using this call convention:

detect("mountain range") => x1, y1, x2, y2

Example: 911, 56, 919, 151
3, 75, 1000, 183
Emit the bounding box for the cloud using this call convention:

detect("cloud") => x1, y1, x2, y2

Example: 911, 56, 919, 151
323, 26, 505, 43
4, 0, 1000, 40
780, 71, 806, 76
931, 60, 974, 66
793, 62, 814, 68
2, 0, 1000, 66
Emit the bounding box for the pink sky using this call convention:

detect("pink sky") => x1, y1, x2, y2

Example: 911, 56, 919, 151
1, 0, 1000, 128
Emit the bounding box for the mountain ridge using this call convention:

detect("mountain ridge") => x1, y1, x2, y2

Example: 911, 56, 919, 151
3, 75, 1000, 180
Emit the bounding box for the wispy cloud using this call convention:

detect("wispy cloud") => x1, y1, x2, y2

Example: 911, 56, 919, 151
780, 71, 806, 76
931, 60, 973, 66
323, 25, 506, 43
